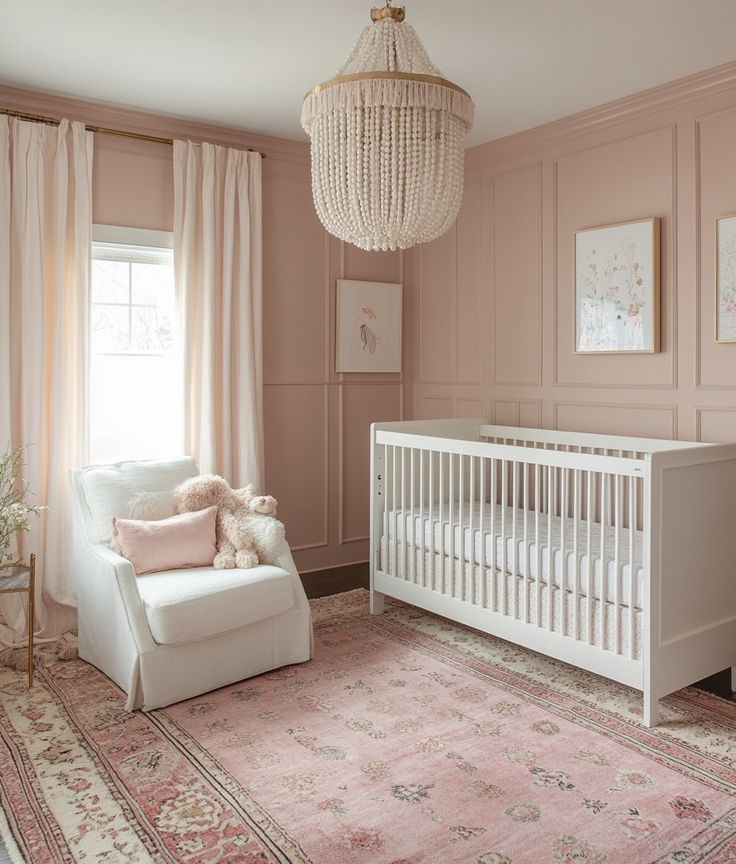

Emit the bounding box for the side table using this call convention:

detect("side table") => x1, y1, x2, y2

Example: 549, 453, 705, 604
0, 554, 35, 687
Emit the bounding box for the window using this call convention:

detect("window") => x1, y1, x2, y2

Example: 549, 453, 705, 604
89, 226, 183, 463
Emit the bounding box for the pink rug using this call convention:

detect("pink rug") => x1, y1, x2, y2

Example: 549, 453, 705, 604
1, 590, 735, 863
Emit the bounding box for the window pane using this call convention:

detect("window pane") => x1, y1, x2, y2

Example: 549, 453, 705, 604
91, 304, 130, 353
89, 239, 181, 464
131, 261, 173, 304
91, 260, 130, 303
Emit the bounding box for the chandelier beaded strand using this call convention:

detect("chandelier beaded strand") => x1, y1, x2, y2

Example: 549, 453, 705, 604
301, 3, 474, 251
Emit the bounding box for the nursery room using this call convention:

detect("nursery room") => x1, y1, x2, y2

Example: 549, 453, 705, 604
1, 0, 736, 861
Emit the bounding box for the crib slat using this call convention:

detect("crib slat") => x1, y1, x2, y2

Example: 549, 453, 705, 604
410, 448, 416, 585
535, 463, 541, 627
547, 464, 553, 632
469, 456, 475, 605
501, 460, 507, 616
419, 449, 424, 590
511, 460, 518, 619
449, 453, 455, 599
490, 458, 497, 612
439, 454, 445, 596
614, 473, 621, 655
392, 445, 398, 576
402, 448, 408, 583
629, 476, 637, 660
600, 472, 607, 649
428, 450, 433, 592
459, 455, 465, 602
523, 462, 530, 624
573, 468, 580, 641
480, 457, 486, 608
560, 467, 567, 637
586, 470, 593, 645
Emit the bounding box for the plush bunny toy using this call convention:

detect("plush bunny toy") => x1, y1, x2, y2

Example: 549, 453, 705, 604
174, 475, 287, 569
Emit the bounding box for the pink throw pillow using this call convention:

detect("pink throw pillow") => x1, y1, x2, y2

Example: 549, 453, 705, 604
112, 506, 218, 575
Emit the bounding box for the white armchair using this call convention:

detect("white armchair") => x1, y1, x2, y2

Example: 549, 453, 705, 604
69, 457, 313, 711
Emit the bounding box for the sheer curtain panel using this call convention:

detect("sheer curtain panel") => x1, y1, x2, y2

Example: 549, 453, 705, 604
174, 140, 264, 490
0, 116, 93, 647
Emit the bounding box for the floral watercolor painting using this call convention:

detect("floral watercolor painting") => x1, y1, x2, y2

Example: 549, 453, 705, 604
336, 280, 402, 372
575, 219, 660, 353
716, 215, 736, 342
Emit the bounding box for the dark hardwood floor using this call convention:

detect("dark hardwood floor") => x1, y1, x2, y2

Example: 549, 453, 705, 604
300, 563, 734, 702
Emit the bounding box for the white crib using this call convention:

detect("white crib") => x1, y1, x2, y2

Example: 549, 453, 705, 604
369, 419, 736, 726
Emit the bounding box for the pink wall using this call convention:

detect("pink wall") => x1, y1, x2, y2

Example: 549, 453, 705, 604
406, 61, 736, 444
0, 85, 405, 574
8, 58, 736, 576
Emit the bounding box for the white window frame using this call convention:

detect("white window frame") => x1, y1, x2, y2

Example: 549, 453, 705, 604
91, 225, 175, 357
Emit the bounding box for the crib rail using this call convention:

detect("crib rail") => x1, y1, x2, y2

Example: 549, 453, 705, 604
373, 429, 646, 661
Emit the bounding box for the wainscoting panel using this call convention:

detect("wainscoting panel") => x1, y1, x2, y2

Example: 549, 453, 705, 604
419, 396, 453, 419
554, 126, 676, 390
263, 384, 328, 552
263, 174, 328, 386
340, 382, 402, 545
555, 401, 676, 439
456, 176, 483, 385
493, 163, 542, 387
696, 407, 736, 442
418, 229, 455, 385
455, 398, 484, 419
696, 106, 736, 389
519, 401, 542, 428
494, 401, 519, 426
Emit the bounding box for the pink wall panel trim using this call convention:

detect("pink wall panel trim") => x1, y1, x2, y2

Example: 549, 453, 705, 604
696, 408, 736, 444
408, 61, 736, 444
339, 383, 402, 545
456, 178, 483, 386
0, 83, 402, 574
493, 164, 542, 387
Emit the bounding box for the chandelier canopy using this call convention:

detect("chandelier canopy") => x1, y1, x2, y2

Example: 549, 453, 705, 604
301, 3, 474, 252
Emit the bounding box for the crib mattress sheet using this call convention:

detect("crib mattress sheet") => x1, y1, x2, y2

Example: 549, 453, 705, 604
378, 546, 643, 659
384, 503, 645, 610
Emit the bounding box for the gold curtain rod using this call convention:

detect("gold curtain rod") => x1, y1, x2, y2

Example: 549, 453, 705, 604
0, 108, 266, 158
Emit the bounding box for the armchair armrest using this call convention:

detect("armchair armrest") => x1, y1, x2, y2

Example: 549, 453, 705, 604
78, 543, 157, 654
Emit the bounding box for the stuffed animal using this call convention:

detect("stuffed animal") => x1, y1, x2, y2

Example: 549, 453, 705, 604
174, 474, 287, 569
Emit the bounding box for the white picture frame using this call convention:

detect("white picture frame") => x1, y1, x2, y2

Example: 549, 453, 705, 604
574, 217, 660, 354
336, 279, 402, 372
716, 214, 736, 343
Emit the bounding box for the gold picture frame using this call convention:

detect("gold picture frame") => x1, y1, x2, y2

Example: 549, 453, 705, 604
715, 213, 736, 343
574, 217, 661, 354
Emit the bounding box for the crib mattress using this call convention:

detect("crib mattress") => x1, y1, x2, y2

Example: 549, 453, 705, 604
378, 546, 643, 659
384, 502, 645, 610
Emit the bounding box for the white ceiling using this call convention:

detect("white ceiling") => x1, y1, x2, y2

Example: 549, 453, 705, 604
2, 0, 736, 147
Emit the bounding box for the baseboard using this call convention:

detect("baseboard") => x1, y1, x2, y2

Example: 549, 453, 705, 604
300, 562, 369, 599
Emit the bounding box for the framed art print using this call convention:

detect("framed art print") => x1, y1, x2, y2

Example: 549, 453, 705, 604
574, 217, 660, 354
336, 279, 402, 372
716, 214, 736, 342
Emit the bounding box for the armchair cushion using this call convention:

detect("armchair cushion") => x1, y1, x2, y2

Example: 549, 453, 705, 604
136, 564, 296, 645
79, 457, 198, 546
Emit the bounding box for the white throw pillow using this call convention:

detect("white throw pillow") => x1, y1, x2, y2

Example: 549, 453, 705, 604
80, 457, 198, 546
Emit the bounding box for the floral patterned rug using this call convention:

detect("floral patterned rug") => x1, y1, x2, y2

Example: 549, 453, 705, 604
0, 590, 734, 864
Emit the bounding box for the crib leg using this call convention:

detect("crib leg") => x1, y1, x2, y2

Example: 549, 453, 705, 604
643, 691, 659, 728
731, 666, 736, 693
370, 590, 385, 616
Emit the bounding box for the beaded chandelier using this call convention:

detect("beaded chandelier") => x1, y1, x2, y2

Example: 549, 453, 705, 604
301, 3, 474, 252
